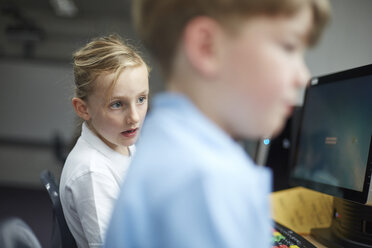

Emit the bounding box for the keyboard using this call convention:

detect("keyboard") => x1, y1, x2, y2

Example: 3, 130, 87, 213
272, 221, 316, 248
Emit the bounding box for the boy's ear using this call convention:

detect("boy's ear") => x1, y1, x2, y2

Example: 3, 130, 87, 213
72, 97, 91, 121
182, 16, 222, 78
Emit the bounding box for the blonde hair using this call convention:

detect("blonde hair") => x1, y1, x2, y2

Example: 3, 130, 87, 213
73, 34, 148, 101
133, 0, 331, 78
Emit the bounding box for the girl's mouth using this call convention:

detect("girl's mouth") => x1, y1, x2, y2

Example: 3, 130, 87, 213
121, 128, 138, 138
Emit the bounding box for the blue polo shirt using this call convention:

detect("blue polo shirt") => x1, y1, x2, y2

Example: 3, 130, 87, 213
105, 93, 272, 248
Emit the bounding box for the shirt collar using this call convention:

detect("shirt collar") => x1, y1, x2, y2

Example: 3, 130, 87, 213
81, 122, 134, 162
152, 92, 250, 160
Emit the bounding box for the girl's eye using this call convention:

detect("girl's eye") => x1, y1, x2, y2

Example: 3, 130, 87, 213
137, 96, 147, 104
110, 101, 122, 109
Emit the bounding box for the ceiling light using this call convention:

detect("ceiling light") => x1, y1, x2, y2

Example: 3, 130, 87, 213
49, 0, 78, 18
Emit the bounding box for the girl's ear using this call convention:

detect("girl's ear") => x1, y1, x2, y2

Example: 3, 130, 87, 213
72, 97, 90, 121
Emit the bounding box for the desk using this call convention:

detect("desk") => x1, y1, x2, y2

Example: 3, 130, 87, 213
271, 187, 333, 248
303, 235, 327, 248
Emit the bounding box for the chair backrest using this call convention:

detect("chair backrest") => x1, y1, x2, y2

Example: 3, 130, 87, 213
40, 170, 77, 248
0, 217, 42, 248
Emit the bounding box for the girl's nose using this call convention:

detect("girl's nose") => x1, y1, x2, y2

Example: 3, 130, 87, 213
126, 106, 140, 125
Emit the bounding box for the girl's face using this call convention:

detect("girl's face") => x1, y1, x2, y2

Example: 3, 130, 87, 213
85, 64, 149, 154
217, 6, 313, 139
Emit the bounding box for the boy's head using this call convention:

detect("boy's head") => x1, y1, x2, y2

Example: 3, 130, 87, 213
72, 34, 149, 153
132, 0, 330, 139
133, 0, 330, 79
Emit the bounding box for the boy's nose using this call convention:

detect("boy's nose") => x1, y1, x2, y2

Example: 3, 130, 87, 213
297, 60, 311, 87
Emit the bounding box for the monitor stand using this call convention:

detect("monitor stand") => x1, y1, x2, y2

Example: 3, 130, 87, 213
311, 197, 372, 248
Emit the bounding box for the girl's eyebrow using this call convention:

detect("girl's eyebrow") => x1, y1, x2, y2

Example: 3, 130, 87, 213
110, 90, 149, 100
138, 90, 149, 95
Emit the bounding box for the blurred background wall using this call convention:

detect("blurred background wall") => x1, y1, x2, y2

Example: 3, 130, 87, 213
306, 0, 372, 76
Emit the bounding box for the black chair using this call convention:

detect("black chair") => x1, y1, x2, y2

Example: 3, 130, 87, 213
0, 217, 42, 248
40, 170, 77, 248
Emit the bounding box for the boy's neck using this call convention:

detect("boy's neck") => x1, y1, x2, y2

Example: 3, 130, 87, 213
167, 75, 231, 139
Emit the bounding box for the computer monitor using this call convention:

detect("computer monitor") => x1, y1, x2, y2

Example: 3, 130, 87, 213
290, 64, 372, 247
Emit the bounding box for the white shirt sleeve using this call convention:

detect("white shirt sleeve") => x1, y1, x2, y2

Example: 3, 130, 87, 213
69, 171, 120, 248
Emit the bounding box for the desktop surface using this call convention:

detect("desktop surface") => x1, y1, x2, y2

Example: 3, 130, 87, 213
302, 234, 327, 248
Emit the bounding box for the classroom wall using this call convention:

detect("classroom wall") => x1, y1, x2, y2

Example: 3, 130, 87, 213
306, 0, 372, 76
0, 0, 371, 188
0, 60, 74, 187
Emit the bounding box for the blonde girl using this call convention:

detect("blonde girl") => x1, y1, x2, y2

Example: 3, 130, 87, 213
59, 34, 149, 248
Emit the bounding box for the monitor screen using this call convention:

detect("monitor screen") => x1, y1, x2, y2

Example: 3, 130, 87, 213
290, 64, 372, 204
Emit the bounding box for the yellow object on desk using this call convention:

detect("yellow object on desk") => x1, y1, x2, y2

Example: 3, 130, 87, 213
271, 186, 333, 235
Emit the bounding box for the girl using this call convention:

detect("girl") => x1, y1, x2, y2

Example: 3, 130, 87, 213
59, 34, 149, 248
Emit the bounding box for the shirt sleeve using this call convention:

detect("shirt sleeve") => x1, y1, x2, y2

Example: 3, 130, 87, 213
70, 171, 120, 248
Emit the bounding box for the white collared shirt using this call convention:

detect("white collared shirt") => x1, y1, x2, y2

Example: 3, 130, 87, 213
60, 122, 134, 248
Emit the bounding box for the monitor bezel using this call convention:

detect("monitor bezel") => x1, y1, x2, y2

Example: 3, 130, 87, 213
290, 64, 372, 204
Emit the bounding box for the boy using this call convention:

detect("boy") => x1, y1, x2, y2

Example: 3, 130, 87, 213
105, 0, 330, 247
